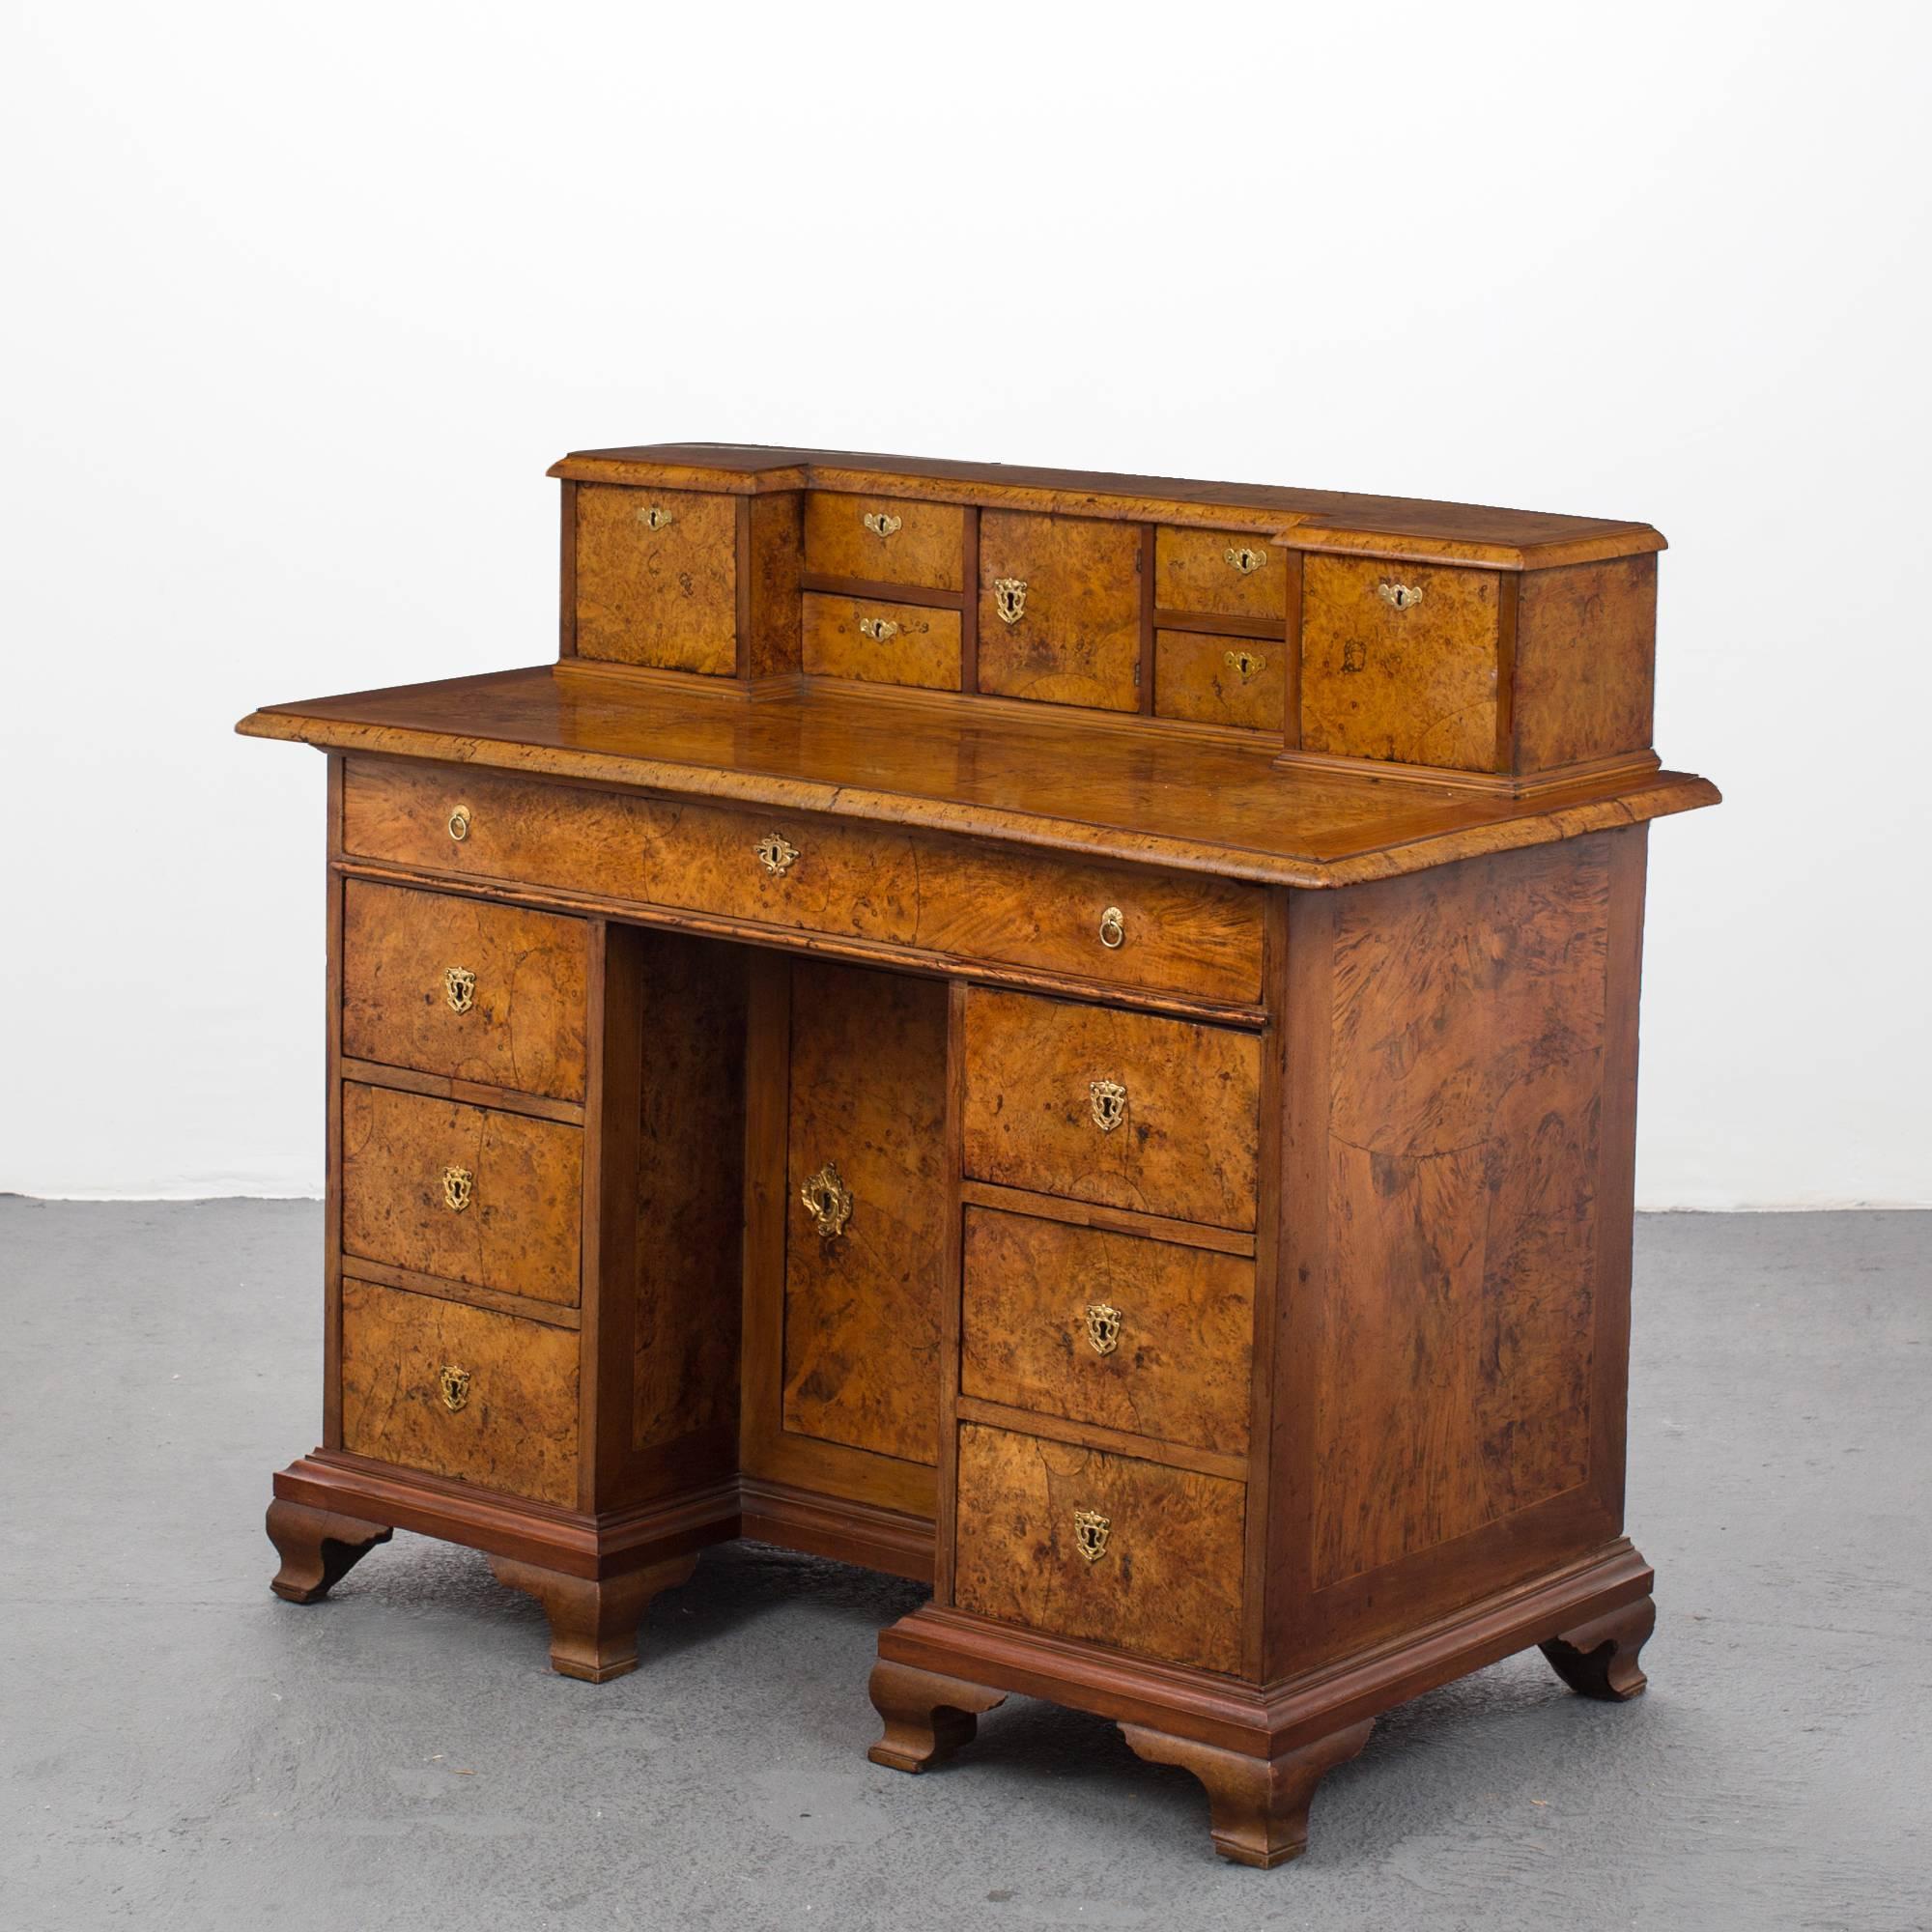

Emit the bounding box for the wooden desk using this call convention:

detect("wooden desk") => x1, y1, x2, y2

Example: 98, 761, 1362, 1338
243, 444, 1718, 1867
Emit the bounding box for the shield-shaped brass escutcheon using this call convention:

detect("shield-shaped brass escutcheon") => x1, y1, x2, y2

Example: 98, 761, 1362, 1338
439, 1364, 471, 1413
1073, 1510, 1111, 1564
1090, 1079, 1126, 1133
441, 1164, 474, 1213
993, 577, 1028, 625
799, 1161, 853, 1239
1083, 1302, 1122, 1356
443, 966, 476, 1014
754, 831, 800, 877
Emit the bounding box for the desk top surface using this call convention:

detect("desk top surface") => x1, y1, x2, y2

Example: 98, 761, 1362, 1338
239, 666, 1718, 889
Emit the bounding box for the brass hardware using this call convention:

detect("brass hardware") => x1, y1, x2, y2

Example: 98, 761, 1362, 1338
442, 967, 476, 1015
438, 1364, 471, 1413
862, 511, 902, 539
857, 616, 899, 642
1378, 581, 1424, 611
1073, 1510, 1112, 1563
799, 1161, 852, 1239
1224, 649, 1266, 680
446, 806, 470, 842
993, 578, 1028, 625
754, 831, 800, 877
639, 503, 675, 531
1097, 905, 1126, 951
1083, 1303, 1122, 1356
441, 1165, 474, 1213
1224, 545, 1267, 576
1090, 1079, 1126, 1133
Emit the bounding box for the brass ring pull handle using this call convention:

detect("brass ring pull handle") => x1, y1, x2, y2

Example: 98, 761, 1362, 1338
441, 1165, 474, 1212
447, 805, 470, 842
1224, 545, 1267, 576
639, 503, 675, 531
438, 1364, 471, 1413
1074, 1509, 1112, 1563
1083, 1302, 1122, 1356
1097, 905, 1125, 951
1378, 581, 1423, 611
1090, 1079, 1126, 1133
862, 511, 902, 539
1224, 649, 1266, 681
443, 967, 476, 1014
799, 1161, 852, 1239
754, 832, 799, 877
993, 578, 1028, 625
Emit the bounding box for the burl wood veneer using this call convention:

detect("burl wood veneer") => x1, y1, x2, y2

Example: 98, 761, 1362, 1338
246, 441, 1716, 1868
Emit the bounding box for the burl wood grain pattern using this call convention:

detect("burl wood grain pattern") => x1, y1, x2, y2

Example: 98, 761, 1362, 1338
1512, 554, 1657, 774
960, 1208, 1254, 1456
1300, 556, 1503, 771
961, 990, 1261, 1230
803, 492, 965, 591
339, 1278, 579, 1505
802, 592, 962, 691
1153, 629, 1288, 732
782, 962, 949, 1465
952, 1423, 1246, 1672
1308, 837, 1610, 1587
746, 493, 804, 678
340, 1083, 582, 1305
630, 931, 748, 1452
574, 484, 737, 673
1154, 526, 1288, 623
977, 511, 1143, 712
341, 881, 589, 1102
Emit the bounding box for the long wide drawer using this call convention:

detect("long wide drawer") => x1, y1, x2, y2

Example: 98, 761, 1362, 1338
961, 1208, 1254, 1456
952, 1422, 1245, 1673
340, 1278, 579, 1506
341, 759, 1264, 1007
340, 1083, 582, 1306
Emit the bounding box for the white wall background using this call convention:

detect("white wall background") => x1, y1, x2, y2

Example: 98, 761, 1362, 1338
2, 0, 1927, 1207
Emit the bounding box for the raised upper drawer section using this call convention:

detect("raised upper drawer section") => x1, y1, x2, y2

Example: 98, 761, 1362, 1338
341, 760, 1265, 1009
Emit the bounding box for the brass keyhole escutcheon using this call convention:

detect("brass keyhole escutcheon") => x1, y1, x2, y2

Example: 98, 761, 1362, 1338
857, 616, 900, 642
1090, 1079, 1127, 1133
438, 1364, 471, 1413
1097, 905, 1125, 951
862, 511, 902, 539
1224, 649, 1265, 681
754, 832, 799, 877
441, 1165, 474, 1213
993, 578, 1028, 625
447, 805, 470, 842
799, 1161, 852, 1239
443, 966, 476, 1014
1074, 1510, 1112, 1563
1083, 1303, 1122, 1356
1378, 581, 1423, 611
1224, 545, 1266, 576
639, 503, 675, 531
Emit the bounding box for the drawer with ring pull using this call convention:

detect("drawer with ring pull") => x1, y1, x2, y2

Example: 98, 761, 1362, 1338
802, 591, 963, 691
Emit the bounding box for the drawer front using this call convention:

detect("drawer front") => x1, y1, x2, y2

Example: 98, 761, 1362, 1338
977, 511, 1142, 712
1154, 526, 1287, 622
340, 1083, 582, 1306
952, 1422, 1245, 1672
1154, 630, 1288, 732
574, 483, 737, 674
804, 492, 964, 591
343, 762, 1264, 1007
962, 990, 1261, 1229
1300, 556, 1503, 771
802, 591, 962, 691
341, 881, 589, 1101
961, 1208, 1253, 1456
340, 1278, 578, 1506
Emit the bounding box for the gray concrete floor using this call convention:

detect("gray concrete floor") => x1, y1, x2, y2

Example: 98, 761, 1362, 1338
1, 1202, 1927, 1931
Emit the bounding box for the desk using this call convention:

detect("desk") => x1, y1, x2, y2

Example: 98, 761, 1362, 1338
242, 444, 1717, 1867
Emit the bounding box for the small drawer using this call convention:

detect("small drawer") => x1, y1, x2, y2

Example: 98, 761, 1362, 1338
952, 1422, 1245, 1672
962, 1208, 1253, 1455
977, 510, 1142, 713
802, 591, 962, 691
1300, 555, 1504, 772
340, 1278, 578, 1506
803, 492, 964, 591
1153, 630, 1287, 733
340, 1083, 582, 1307
341, 882, 589, 1102
961, 990, 1261, 1230
574, 483, 738, 674
1154, 526, 1287, 622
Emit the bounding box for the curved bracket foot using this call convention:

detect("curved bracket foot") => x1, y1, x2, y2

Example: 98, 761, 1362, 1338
488, 1552, 698, 1682
867, 1661, 1008, 1773
267, 1498, 393, 1604
1540, 1594, 1656, 1701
